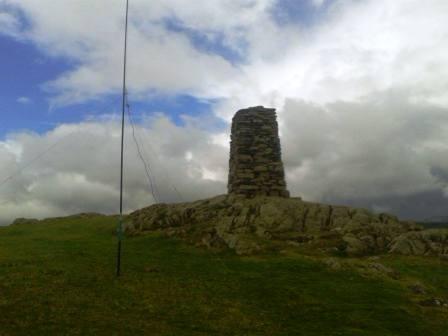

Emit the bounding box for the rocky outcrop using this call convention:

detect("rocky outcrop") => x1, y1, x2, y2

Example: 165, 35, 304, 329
389, 229, 448, 257
125, 195, 425, 256
228, 106, 289, 198
11, 218, 39, 225
125, 105, 447, 257
10, 213, 106, 226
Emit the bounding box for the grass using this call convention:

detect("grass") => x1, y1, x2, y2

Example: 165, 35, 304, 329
0, 215, 447, 335
419, 222, 448, 229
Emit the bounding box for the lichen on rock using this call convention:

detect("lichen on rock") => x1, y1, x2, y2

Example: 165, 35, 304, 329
125, 195, 423, 256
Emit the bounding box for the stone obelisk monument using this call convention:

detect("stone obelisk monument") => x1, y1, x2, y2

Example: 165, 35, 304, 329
228, 106, 289, 198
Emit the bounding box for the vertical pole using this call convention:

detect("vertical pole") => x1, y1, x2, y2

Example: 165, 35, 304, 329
116, 0, 129, 277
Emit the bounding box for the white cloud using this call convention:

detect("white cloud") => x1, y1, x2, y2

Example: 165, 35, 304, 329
212, 0, 448, 120
16, 96, 31, 104
0, 10, 20, 37
0, 115, 228, 225
281, 95, 448, 202
1, 0, 448, 221
311, 0, 327, 8
2, 0, 448, 111
2, 92, 448, 224
1, 0, 276, 106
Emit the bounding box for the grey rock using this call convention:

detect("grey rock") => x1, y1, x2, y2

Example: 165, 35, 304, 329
419, 298, 448, 307
408, 283, 427, 295
124, 107, 424, 256
11, 218, 39, 225
323, 258, 342, 270
126, 193, 417, 255
389, 229, 448, 256
228, 107, 289, 198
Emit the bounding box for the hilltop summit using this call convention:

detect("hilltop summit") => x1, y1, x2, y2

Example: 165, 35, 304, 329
126, 107, 448, 258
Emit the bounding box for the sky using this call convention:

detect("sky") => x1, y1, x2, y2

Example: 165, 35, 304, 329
0, 0, 448, 224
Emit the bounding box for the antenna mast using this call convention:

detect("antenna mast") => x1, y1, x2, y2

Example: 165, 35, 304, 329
116, 0, 129, 277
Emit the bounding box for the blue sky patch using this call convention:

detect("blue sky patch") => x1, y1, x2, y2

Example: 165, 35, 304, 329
0, 35, 71, 136
0, 30, 226, 139
271, 0, 331, 27
125, 94, 225, 131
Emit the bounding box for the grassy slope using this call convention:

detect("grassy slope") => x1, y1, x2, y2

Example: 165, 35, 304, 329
419, 222, 448, 229
0, 216, 447, 336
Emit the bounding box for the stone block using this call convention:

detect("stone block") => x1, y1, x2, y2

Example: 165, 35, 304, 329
228, 106, 289, 198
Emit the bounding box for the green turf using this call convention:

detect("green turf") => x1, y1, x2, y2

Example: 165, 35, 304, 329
0, 215, 447, 335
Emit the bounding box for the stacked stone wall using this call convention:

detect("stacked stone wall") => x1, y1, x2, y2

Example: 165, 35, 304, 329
228, 106, 289, 197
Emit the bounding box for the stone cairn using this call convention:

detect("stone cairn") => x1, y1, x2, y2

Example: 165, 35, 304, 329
228, 106, 289, 198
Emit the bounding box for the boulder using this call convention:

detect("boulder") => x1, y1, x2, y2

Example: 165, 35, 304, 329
389, 229, 448, 256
